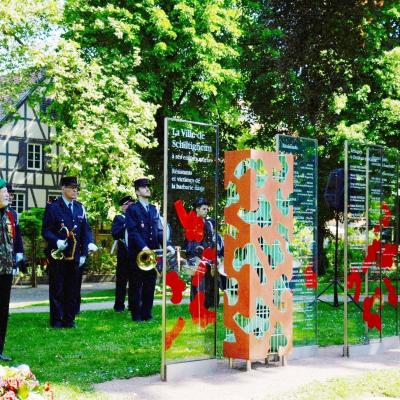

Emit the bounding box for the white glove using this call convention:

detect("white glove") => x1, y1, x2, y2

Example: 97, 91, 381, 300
167, 245, 175, 255
88, 243, 98, 252
142, 246, 150, 251
79, 256, 86, 267
57, 240, 68, 250
12, 267, 19, 276
15, 253, 23, 263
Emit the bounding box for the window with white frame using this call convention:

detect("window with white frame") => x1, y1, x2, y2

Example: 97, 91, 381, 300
47, 193, 59, 203
27, 143, 42, 170
12, 193, 25, 214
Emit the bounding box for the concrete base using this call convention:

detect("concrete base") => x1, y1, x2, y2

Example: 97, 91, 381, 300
288, 345, 319, 360
166, 358, 218, 381
348, 335, 400, 357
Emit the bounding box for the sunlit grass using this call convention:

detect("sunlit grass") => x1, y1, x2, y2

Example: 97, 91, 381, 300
273, 369, 400, 400
3, 291, 398, 399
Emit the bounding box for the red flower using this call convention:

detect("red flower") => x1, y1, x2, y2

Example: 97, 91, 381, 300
1, 391, 16, 400
5, 378, 20, 392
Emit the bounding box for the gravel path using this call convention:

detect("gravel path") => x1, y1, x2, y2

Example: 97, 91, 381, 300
94, 348, 400, 400
9, 282, 115, 312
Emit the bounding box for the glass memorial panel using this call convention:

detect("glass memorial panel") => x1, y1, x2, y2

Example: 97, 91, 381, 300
345, 141, 368, 344
345, 141, 399, 346
276, 135, 318, 346
367, 146, 399, 339
162, 118, 219, 371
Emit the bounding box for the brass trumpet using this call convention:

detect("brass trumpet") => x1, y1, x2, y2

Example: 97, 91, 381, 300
51, 225, 77, 260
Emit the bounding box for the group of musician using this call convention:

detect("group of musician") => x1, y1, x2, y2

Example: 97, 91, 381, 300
0, 175, 221, 361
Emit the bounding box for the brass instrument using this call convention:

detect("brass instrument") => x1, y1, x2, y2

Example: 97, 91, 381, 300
51, 225, 77, 260
136, 249, 163, 276
136, 247, 191, 276
180, 251, 225, 277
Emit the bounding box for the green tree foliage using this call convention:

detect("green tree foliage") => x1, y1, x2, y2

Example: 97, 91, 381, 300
329, 3, 400, 148
0, 1, 158, 220
241, 0, 400, 148
61, 0, 243, 182
240, 0, 400, 273
39, 40, 157, 220
0, 0, 60, 112
242, 0, 372, 142
19, 208, 45, 286
19, 207, 44, 241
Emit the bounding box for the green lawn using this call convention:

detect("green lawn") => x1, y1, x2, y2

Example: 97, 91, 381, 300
3, 298, 398, 399
6, 307, 161, 388
275, 369, 400, 400
4, 304, 225, 386
292, 297, 399, 347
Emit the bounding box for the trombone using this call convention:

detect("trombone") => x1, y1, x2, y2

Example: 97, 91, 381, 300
51, 225, 77, 260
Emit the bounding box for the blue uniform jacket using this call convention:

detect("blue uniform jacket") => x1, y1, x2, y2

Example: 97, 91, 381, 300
42, 197, 91, 263
125, 202, 163, 259
111, 214, 128, 261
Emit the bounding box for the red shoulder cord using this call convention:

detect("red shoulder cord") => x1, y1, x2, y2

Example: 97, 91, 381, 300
6, 210, 16, 240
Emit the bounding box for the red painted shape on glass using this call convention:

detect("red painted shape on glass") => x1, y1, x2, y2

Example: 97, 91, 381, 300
381, 243, 398, 269
363, 292, 382, 331
362, 239, 380, 273
165, 317, 186, 350
347, 271, 361, 303
191, 261, 207, 288
381, 202, 391, 228
304, 265, 317, 288
189, 291, 216, 328
383, 277, 398, 308
174, 199, 205, 241
362, 201, 398, 273
203, 247, 217, 261
166, 271, 186, 304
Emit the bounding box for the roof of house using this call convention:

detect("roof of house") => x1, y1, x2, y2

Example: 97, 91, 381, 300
0, 72, 45, 124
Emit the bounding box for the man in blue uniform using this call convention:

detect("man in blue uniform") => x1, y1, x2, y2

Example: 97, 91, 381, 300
42, 176, 94, 328
0, 179, 23, 361
126, 178, 173, 322
111, 195, 134, 312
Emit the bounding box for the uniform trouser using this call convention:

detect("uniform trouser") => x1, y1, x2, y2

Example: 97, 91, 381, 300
190, 266, 218, 309
128, 268, 157, 321
48, 260, 80, 327
0, 274, 12, 354
114, 258, 130, 311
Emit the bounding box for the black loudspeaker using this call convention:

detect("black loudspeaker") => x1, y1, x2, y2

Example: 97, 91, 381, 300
324, 168, 344, 212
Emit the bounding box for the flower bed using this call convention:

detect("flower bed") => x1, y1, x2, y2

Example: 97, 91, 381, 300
0, 365, 53, 400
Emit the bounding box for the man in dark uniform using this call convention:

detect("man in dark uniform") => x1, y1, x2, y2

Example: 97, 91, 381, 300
111, 195, 134, 312
175, 196, 221, 308
75, 213, 97, 316
42, 176, 94, 328
126, 178, 173, 322
0, 179, 23, 361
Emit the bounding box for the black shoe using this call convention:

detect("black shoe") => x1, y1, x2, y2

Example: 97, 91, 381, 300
0, 354, 12, 362
51, 322, 64, 329
63, 321, 76, 328
114, 307, 125, 313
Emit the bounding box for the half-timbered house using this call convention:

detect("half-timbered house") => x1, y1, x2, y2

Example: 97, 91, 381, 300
0, 87, 61, 213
